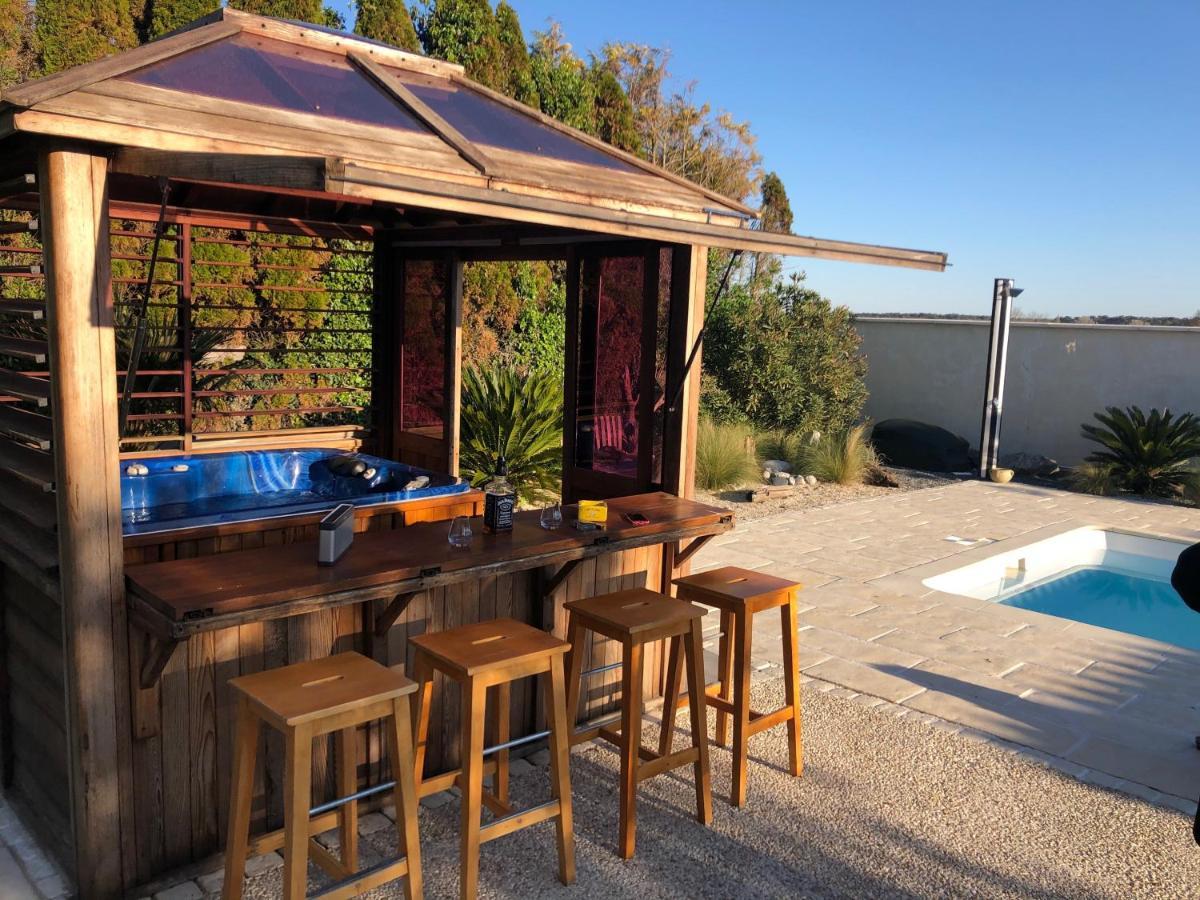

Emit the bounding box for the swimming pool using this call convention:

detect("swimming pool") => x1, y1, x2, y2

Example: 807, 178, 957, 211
121, 448, 469, 536
923, 527, 1197, 649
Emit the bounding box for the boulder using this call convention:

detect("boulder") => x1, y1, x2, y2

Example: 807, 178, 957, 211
871, 419, 972, 472
805, 474, 818, 486
769, 471, 792, 486
999, 452, 1060, 478
762, 459, 792, 474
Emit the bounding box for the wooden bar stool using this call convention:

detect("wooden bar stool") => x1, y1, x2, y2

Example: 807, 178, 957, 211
222, 651, 423, 900
563, 588, 712, 859
410, 617, 574, 900
664, 566, 803, 807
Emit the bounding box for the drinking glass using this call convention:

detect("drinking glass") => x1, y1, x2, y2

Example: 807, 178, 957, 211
540, 502, 563, 531
448, 516, 473, 549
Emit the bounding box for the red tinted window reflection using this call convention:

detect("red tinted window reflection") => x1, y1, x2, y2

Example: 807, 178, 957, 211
401, 260, 447, 437
574, 256, 644, 479
122, 35, 428, 132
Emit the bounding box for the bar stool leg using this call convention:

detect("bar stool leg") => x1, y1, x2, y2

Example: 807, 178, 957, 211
388, 696, 424, 900
618, 640, 644, 859
459, 677, 487, 900
781, 597, 804, 777
715, 609, 734, 747
493, 682, 511, 805
544, 657, 576, 884
730, 610, 753, 808
282, 723, 314, 900
337, 726, 358, 873
222, 696, 259, 900
563, 614, 585, 732
683, 618, 713, 825
657, 634, 683, 757
411, 652, 435, 787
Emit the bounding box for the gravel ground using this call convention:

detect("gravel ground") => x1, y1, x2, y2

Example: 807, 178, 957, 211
697, 467, 961, 522
241, 679, 1200, 900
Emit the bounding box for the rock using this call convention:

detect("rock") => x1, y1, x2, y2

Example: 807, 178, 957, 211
152, 883, 203, 900
871, 419, 972, 472
761, 469, 772, 483
999, 452, 1059, 477
805, 475, 817, 486
865, 466, 899, 487
769, 472, 791, 486
762, 459, 792, 474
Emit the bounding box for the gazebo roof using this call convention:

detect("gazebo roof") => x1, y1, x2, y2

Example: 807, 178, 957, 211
0, 9, 947, 270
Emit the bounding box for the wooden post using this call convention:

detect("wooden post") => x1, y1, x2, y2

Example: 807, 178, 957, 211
445, 253, 463, 477
663, 245, 708, 500
39, 147, 126, 898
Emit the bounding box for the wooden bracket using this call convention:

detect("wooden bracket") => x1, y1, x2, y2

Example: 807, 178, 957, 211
541, 559, 581, 604
673, 534, 713, 569
139, 635, 180, 689
374, 591, 417, 638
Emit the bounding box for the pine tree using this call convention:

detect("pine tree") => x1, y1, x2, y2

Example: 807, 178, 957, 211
34, 0, 139, 74
413, 0, 503, 91
145, 0, 218, 40
227, 0, 324, 22
1, 0, 36, 86
354, 0, 419, 52
493, 2, 535, 104
758, 172, 793, 235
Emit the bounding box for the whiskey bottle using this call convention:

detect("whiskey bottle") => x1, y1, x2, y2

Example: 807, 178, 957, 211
483, 456, 516, 534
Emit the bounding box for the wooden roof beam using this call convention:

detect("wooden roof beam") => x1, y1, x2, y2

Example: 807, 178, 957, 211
110, 149, 327, 190
348, 53, 496, 177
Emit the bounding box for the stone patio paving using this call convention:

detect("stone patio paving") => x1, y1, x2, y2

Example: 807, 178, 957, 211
693, 479, 1200, 810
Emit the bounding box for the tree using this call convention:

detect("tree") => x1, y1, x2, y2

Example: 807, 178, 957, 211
413, 0, 504, 91
528, 23, 593, 132
751, 171, 793, 285
494, 1, 536, 104
34, 0, 139, 74
1, 0, 36, 86
701, 274, 867, 438
144, 0, 218, 40
597, 42, 761, 203
227, 0, 323, 21
588, 64, 637, 152
354, 0, 419, 51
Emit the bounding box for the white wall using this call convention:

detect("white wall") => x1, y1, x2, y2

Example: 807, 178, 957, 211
855, 318, 1200, 465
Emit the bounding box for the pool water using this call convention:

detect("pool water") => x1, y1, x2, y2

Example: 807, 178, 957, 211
1000, 565, 1200, 650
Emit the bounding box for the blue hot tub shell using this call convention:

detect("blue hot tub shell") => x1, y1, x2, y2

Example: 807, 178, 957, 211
121, 448, 468, 536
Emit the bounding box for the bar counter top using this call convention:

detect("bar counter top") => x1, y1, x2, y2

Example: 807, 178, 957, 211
126, 492, 733, 643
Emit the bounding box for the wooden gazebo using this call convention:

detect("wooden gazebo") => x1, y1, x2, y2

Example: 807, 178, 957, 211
0, 10, 946, 896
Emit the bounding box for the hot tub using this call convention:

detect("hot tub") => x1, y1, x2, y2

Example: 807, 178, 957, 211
121, 448, 469, 536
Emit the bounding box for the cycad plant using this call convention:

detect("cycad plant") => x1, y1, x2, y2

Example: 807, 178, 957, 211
1080, 406, 1200, 497
459, 364, 563, 504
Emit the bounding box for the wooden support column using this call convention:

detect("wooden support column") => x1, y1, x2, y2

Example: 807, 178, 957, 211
39, 147, 127, 898
445, 253, 463, 477
663, 245, 709, 500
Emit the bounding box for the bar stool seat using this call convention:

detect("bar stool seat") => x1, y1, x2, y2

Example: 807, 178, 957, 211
410, 618, 575, 900
223, 652, 423, 900
665, 566, 804, 807
564, 588, 712, 859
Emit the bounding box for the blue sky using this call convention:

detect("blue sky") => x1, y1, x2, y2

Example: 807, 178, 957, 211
331, 1, 1199, 317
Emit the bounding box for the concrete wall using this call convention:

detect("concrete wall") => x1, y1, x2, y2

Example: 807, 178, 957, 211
855, 318, 1200, 465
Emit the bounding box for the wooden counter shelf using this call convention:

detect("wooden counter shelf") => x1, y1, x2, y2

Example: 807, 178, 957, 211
126, 492, 733, 687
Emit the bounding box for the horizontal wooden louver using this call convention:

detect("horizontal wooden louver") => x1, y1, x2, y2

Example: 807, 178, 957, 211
0, 435, 55, 490
0, 300, 46, 320
0, 369, 51, 406
0, 336, 48, 363
0, 404, 53, 448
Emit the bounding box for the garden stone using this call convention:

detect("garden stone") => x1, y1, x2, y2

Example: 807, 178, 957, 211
769, 472, 792, 486
763, 459, 792, 474
805, 475, 818, 486
999, 452, 1059, 477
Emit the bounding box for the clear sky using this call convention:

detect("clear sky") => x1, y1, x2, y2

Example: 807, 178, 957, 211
331, 1, 1199, 317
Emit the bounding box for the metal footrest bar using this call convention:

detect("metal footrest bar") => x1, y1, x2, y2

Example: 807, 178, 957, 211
581, 660, 622, 678
310, 779, 396, 817
483, 729, 550, 757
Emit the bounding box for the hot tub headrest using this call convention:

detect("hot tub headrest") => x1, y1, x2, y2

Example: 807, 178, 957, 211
327, 455, 368, 478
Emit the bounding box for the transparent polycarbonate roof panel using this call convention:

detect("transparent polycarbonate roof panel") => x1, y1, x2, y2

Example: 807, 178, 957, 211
394, 73, 638, 172
120, 34, 430, 133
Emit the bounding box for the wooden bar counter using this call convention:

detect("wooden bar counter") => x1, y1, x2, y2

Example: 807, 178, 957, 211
120, 492, 732, 879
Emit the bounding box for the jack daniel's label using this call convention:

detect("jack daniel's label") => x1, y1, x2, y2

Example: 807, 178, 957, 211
484, 491, 515, 532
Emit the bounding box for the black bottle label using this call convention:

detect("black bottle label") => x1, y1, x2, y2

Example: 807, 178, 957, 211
484, 491, 515, 532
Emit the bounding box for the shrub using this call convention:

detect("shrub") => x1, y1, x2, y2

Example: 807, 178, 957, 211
755, 429, 802, 468
1069, 461, 1120, 496
1080, 406, 1200, 498
459, 364, 563, 504
695, 419, 758, 491
701, 274, 867, 437
799, 423, 878, 486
